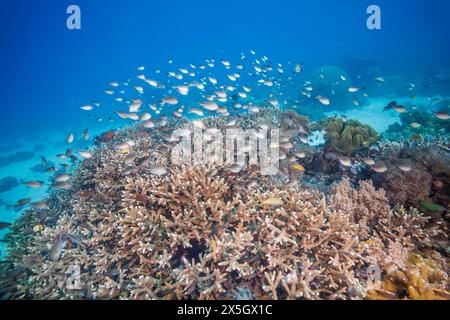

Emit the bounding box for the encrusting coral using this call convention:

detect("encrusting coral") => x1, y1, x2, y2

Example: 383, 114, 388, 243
0, 111, 448, 300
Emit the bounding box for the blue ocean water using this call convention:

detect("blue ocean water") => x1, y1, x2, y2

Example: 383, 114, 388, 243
1, 0, 449, 138
0, 0, 449, 299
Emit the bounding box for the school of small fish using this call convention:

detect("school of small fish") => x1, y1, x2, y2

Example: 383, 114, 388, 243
1, 49, 448, 237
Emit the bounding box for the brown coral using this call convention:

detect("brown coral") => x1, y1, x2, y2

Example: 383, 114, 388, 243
368, 145, 450, 210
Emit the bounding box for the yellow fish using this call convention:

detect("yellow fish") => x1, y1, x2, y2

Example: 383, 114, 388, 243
118, 149, 130, 154
291, 164, 306, 172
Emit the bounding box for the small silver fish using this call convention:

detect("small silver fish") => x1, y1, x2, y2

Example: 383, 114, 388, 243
373, 163, 387, 173
348, 86, 361, 93
24, 181, 43, 189
49, 232, 81, 261
149, 165, 167, 176
339, 156, 352, 167
435, 112, 449, 120
80, 105, 93, 111
363, 158, 375, 166
52, 182, 72, 190
54, 173, 70, 182
41, 156, 47, 167
83, 129, 89, 141
317, 95, 330, 106
49, 233, 69, 261
398, 163, 412, 172
227, 164, 243, 173
67, 133, 74, 144
294, 151, 306, 159
78, 150, 93, 159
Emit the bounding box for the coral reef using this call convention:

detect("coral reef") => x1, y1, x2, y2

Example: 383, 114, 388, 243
279, 110, 310, 134
367, 145, 450, 210
316, 117, 379, 155
0, 110, 447, 300
371, 165, 432, 209
387, 110, 450, 136
367, 252, 449, 300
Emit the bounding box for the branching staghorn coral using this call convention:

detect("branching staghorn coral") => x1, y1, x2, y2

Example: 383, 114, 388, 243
0, 111, 448, 300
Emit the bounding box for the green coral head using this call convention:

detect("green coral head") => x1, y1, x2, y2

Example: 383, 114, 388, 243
318, 117, 379, 155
